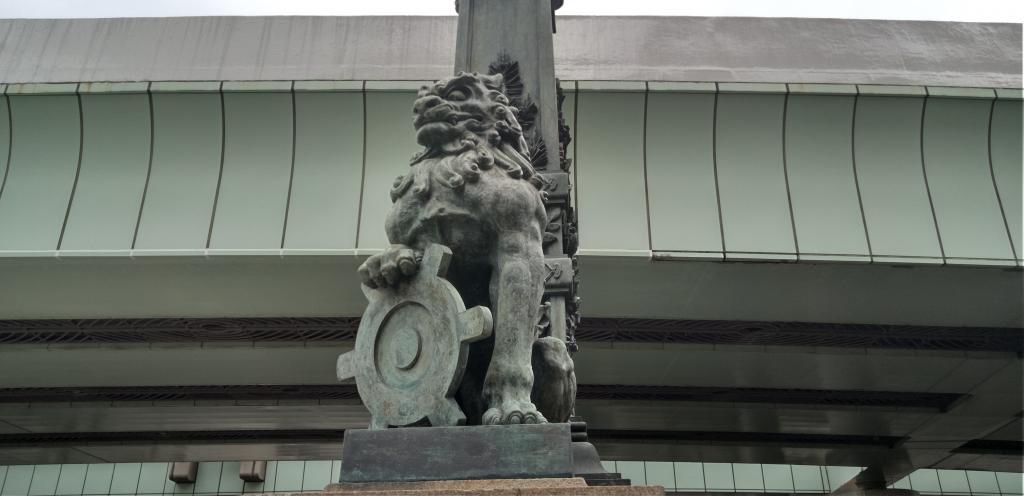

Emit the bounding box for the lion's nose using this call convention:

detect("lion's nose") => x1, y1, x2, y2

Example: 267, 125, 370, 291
413, 95, 445, 113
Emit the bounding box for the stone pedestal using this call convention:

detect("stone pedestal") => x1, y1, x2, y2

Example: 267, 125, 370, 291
258, 477, 664, 495
337, 422, 632, 487
340, 423, 574, 483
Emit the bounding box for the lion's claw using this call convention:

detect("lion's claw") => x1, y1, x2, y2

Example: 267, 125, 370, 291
358, 244, 420, 289
482, 403, 547, 425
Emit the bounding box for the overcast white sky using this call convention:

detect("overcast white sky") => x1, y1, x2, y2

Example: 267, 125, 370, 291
0, 0, 1021, 23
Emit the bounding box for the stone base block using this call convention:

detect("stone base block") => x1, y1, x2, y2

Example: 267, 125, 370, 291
340, 423, 574, 483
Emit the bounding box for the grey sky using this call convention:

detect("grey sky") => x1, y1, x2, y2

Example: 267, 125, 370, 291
0, 0, 1021, 22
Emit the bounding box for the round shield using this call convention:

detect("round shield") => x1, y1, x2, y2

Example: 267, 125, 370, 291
336, 244, 492, 429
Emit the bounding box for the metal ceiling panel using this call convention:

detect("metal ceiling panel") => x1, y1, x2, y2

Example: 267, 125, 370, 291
0, 255, 365, 320
573, 344, 973, 392
0, 94, 80, 251
0, 97, 9, 216
208, 92, 294, 250
59, 93, 151, 252
853, 96, 942, 263
284, 91, 364, 251
0, 404, 368, 433
357, 90, 422, 251
922, 97, 1014, 264
715, 92, 795, 258
989, 100, 1023, 264
578, 256, 1022, 327
0, 344, 349, 388
132, 92, 223, 251
574, 400, 932, 437
645, 91, 722, 255
785, 93, 869, 261
575, 89, 649, 253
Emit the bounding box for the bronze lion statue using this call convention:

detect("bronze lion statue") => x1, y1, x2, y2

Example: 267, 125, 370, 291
357, 71, 575, 425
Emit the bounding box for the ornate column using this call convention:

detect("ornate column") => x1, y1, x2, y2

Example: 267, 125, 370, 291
454, 0, 579, 348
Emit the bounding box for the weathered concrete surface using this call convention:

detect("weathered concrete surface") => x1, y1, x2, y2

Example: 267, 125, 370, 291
0, 16, 1018, 87
340, 424, 573, 482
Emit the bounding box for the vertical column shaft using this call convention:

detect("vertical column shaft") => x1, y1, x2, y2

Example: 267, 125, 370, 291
454, 0, 560, 170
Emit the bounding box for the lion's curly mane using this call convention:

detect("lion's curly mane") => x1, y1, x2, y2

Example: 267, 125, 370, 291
390, 72, 543, 204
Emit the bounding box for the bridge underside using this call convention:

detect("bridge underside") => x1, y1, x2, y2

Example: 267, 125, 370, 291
0, 312, 1020, 480
0, 14, 1021, 485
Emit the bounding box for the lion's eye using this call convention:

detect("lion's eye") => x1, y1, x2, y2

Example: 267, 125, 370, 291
447, 89, 468, 101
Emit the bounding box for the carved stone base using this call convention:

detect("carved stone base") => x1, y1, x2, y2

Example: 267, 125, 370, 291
267, 478, 664, 495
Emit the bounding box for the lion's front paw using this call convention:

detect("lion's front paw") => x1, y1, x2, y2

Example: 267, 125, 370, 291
358, 244, 420, 288
482, 402, 547, 425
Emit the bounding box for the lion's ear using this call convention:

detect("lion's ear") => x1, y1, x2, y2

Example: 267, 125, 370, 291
490, 73, 504, 89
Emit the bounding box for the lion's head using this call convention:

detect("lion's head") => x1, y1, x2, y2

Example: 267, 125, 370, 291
410, 71, 537, 183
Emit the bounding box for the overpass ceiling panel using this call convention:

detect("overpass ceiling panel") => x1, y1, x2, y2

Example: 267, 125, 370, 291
0, 421, 24, 434
575, 90, 649, 252
0, 345, 347, 388
990, 100, 1023, 263
284, 91, 363, 250
572, 344, 676, 385
928, 355, 1015, 394
0, 256, 364, 319
645, 91, 722, 255
133, 92, 223, 251
0, 94, 80, 251
507, 342, 981, 393
578, 256, 1022, 326
1, 343, 1004, 398
77, 443, 343, 464
0, 404, 368, 433
591, 440, 889, 466
854, 96, 943, 263
1, 250, 1018, 325
785, 94, 870, 260
208, 92, 293, 250
944, 359, 1023, 417
982, 417, 1022, 442
715, 93, 796, 258
60, 93, 151, 252
655, 346, 965, 392
935, 454, 1024, 473
923, 97, 1015, 263
357, 90, 421, 250
0, 97, 8, 211
906, 413, 1015, 443
0, 444, 342, 465
575, 400, 930, 437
